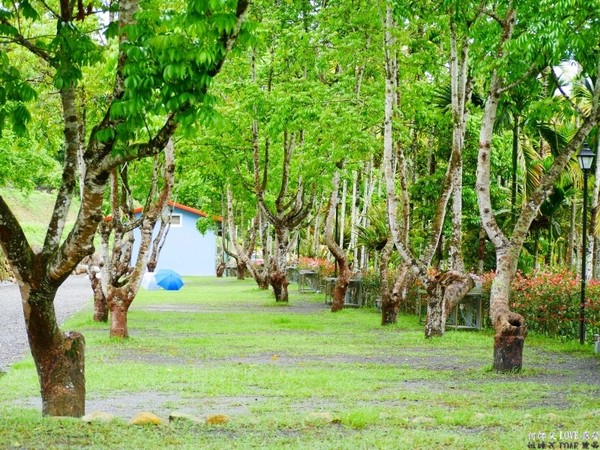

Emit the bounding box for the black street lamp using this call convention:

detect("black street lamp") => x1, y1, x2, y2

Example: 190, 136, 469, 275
577, 142, 595, 345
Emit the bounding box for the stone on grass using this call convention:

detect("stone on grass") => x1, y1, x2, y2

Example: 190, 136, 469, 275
130, 412, 166, 426
82, 411, 117, 423
205, 414, 230, 425
169, 411, 204, 425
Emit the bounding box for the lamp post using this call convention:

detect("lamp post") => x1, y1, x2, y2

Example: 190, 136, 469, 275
577, 142, 595, 345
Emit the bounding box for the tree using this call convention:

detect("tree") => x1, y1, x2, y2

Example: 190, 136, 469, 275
98, 140, 175, 338
381, 2, 474, 332
226, 185, 270, 289
254, 130, 314, 302
0, 0, 249, 416
474, 1, 600, 371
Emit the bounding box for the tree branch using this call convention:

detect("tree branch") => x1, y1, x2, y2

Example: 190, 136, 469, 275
0, 195, 34, 283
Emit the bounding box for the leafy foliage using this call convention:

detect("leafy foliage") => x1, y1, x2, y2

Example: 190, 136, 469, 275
482, 269, 600, 342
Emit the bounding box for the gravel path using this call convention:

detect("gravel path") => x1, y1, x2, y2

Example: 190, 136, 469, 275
0, 275, 93, 373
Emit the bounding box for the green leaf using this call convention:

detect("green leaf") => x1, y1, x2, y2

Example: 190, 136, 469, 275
189, 0, 211, 14
104, 21, 119, 40
0, 23, 18, 36
109, 101, 125, 119
16, 83, 37, 102
19, 0, 39, 20
95, 127, 116, 143
11, 104, 31, 136
53, 75, 64, 90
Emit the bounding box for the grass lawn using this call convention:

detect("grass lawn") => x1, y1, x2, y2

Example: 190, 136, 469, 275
0, 277, 598, 449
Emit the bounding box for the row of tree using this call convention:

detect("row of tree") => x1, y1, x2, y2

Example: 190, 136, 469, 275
1, 0, 600, 418
176, 0, 600, 371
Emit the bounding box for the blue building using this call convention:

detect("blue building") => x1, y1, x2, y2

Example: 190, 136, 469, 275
135, 201, 219, 276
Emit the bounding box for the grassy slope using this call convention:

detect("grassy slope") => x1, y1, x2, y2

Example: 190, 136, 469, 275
0, 278, 598, 449
0, 188, 80, 247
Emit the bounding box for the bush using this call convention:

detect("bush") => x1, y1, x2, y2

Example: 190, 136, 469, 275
297, 257, 335, 278
482, 269, 600, 343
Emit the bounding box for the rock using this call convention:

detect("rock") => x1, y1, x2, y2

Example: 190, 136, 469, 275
205, 414, 230, 425
82, 411, 117, 423
130, 412, 166, 426
169, 411, 204, 425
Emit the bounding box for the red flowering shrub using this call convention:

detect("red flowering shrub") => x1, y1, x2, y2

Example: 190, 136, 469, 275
482, 269, 600, 343
297, 257, 335, 278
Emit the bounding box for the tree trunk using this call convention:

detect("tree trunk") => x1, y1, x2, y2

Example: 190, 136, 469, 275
339, 178, 347, 249
349, 171, 359, 262
147, 218, 171, 273
236, 261, 246, 280
424, 271, 474, 338
477, 227, 486, 274
84, 255, 108, 322
591, 139, 600, 278
253, 211, 271, 290
447, 20, 470, 274
381, 265, 414, 325
108, 298, 130, 339
270, 227, 290, 302
331, 259, 351, 312
359, 158, 376, 271
377, 239, 394, 321
324, 171, 353, 312
270, 269, 289, 302
253, 125, 312, 300
91, 276, 108, 322
25, 287, 85, 417
510, 116, 519, 225
226, 188, 269, 289
216, 261, 226, 277
490, 260, 527, 371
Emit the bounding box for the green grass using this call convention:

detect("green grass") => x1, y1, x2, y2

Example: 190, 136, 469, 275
0, 187, 80, 247
0, 277, 598, 449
